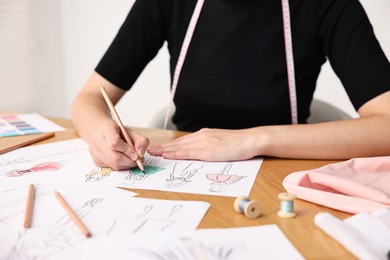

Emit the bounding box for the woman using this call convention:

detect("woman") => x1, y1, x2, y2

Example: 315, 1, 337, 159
71, 0, 390, 170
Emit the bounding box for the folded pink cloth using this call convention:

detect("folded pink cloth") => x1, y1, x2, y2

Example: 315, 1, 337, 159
283, 156, 390, 214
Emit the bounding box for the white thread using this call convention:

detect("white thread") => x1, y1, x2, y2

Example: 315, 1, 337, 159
164, 0, 298, 129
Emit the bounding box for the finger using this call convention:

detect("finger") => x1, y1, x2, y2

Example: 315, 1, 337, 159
89, 144, 136, 170
128, 129, 150, 158
91, 129, 137, 170
161, 147, 204, 160
160, 129, 209, 148
160, 141, 208, 160
103, 127, 142, 162
147, 145, 163, 156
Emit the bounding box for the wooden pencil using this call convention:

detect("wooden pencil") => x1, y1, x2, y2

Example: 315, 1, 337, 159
54, 191, 92, 238
100, 86, 145, 172
23, 184, 35, 228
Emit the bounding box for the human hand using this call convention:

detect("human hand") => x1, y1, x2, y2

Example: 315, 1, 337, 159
88, 120, 150, 170
147, 128, 259, 161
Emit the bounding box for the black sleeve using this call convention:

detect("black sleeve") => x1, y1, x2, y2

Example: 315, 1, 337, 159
95, 0, 166, 90
315, 0, 390, 110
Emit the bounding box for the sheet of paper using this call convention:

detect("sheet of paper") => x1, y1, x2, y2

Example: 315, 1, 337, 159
315, 209, 390, 260
0, 139, 263, 197
0, 139, 96, 191
85, 225, 304, 260
0, 113, 65, 137
0, 184, 210, 259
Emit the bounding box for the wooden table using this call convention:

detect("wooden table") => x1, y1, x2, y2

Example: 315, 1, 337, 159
11, 116, 355, 259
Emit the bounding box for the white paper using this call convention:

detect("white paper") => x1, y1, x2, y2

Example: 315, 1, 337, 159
86, 225, 304, 260
0, 184, 210, 259
315, 210, 390, 260
0, 139, 263, 197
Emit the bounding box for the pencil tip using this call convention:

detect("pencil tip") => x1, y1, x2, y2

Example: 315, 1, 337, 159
86, 233, 92, 238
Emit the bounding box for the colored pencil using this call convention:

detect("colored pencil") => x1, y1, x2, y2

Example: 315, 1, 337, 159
54, 191, 92, 238
100, 86, 145, 172
23, 184, 35, 228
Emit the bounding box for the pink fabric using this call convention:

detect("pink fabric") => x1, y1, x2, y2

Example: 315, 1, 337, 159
282, 156, 390, 214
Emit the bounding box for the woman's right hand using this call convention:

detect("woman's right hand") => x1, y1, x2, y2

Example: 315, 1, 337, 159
88, 120, 150, 171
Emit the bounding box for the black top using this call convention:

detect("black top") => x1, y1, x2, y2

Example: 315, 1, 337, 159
96, 0, 390, 132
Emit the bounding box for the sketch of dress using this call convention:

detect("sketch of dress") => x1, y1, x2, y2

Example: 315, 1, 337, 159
4, 197, 103, 259
85, 167, 113, 182
106, 204, 183, 235
4, 162, 62, 178
165, 162, 207, 189
122, 156, 165, 186
206, 162, 246, 192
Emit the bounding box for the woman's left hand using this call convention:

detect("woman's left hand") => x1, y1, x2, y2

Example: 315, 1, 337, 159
147, 128, 261, 161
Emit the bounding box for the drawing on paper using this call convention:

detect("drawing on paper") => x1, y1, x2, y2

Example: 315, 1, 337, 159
118, 236, 246, 260
165, 161, 207, 189
4, 161, 62, 178
0, 148, 85, 167
206, 162, 246, 192
122, 156, 165, 186
85, 167, 113, 182
0, 138, 263, 197
181, 237, 246, 259
4, 197, 103, 259
106, 204, 183, 235
0, 183, 211, 259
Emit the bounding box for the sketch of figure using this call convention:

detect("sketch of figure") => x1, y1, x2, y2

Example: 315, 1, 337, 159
122, 156, 165, 186
4, 197, 103, 259
118, 235, 246, 260
206, 162, 246, 192
0, 147, 86, 167
165, 162, 207, 189
181, 237, 246, 260
106, 204, 183, 235
85, 167, 113, 182
5, 161, 62, 178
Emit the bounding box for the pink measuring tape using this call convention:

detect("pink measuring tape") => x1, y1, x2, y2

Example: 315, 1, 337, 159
163, 0, 298, 129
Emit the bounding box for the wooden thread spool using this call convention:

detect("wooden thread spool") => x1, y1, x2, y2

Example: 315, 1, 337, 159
234, 195, 261, 219
277, 192, 296, 218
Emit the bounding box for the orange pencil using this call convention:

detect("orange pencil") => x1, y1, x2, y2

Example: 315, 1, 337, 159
23, 184, 35, 228
100, 86, 145, 173
54, 191, 92, 238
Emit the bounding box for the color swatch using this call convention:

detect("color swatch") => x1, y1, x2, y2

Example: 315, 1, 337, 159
0, 113, 65, 137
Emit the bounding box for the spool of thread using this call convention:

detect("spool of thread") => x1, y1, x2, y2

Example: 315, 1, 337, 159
234, 195, 261, 219
277, 192, 296, 218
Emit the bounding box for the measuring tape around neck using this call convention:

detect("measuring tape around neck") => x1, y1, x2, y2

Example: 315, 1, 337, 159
163, 0, 298, 129
281, 0, 298, 124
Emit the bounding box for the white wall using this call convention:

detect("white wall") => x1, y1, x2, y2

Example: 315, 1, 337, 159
38, 0, 390, 126
35, 0, 66, 116
314, 0, 390, 118
60, 0, 170, 127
